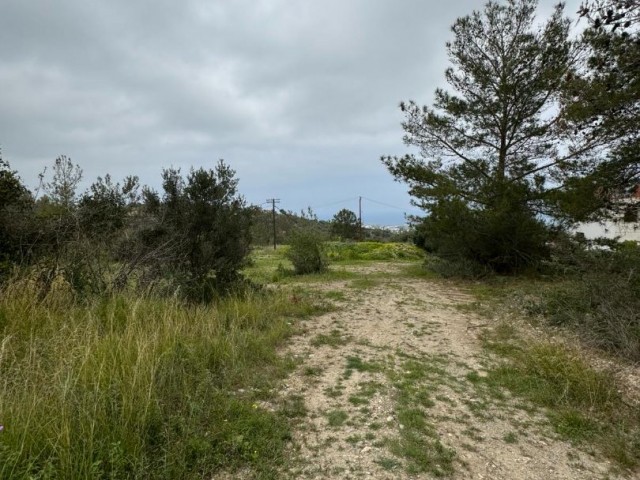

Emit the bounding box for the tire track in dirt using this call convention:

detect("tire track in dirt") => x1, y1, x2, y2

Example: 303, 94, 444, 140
278, 263, 624, 479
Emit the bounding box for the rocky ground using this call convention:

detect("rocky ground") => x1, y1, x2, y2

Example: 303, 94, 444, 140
271, 262, 632, 480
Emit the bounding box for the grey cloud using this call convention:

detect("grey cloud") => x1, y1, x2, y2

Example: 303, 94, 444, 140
1, 0, 582, 224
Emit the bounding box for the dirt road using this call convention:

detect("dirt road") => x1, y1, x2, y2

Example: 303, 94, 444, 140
278, 263, 623, 479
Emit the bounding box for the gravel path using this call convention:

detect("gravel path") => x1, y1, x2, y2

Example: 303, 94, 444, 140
277, 264, 625, 479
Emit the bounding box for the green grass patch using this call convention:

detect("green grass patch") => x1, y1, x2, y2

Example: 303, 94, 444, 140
311, 329, 350, 348
348, 277, 381, 289
0, 282, 326, 479
401, 262, 441, 279
326, 410, 349, 428
382, 354, 456, 476
387, 431, 455, 477
345, 355, 382, 373
324, 385, 344, 398
323, 290, 347, 301
480, 327, 640, 470
280, 395, 308, 419
375, 457, 402, 471
325, 242, 424, 263
303, 366, 323, 377
345, 434, 363, 445
348, 395, 370, 406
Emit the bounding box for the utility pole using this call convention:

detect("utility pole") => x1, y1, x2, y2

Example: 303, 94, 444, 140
266, 198, 280, 250
358, 196, 363, 241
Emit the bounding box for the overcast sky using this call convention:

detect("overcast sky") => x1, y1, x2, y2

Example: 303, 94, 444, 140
1, 0, 581, 225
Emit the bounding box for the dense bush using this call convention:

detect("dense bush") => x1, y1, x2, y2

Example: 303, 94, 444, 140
143, 163, 253, 301
414, 188, 553, 274
0, 156, 253, 302
423, 255, 494, 279
0, 159, 35, 279
285, 229, 328, 274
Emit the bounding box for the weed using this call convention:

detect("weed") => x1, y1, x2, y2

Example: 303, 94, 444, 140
303, 366, 323, 377
281, 395, 308, 419
503, 432, 519, 444
348, 395, 370, 406
324, 385, 344, 398
479, 328, 640, 469
311, 329, 350, 348
345, 355, 382, 373
376, 457, 402, 471
326, 410, 349, 428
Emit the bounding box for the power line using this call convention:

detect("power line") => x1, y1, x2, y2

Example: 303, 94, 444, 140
309, 197, 360, 210
361, 196, 410, 212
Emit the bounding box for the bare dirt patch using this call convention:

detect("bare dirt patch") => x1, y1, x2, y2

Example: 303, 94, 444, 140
278, 263, 629, 479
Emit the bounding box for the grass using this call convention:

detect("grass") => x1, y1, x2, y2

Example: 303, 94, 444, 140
311, 329, 350, 348
280, 395, 308, 419
326, 410, 349, 428
387, 431, 455, 477
375, 457, 402, 471
244, 243, 425, 287
324, 385, 344, 398
479, 323, 640, 470
345, 355, 382, 373
345, 434, 362, 445
383, 355, 456, 476
0, 278, 325, 479
325, 242, 424, 263
348, 277, 381, 289
303, 366, 323, 377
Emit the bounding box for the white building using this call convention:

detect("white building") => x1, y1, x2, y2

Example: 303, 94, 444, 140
574, 186, 640, 242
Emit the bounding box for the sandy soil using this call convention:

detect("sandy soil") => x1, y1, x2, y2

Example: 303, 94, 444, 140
275, 262, 631, 480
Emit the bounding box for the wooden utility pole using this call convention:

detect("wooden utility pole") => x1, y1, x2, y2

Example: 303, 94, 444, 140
358, 196, 363, 241
266, 198, 280, 250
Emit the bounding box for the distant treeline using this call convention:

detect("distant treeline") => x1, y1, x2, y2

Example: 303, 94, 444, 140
251, 207, 412, 245
0, 156, 413, 302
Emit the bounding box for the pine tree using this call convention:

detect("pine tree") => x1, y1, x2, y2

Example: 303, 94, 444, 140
383, 0, 607, 271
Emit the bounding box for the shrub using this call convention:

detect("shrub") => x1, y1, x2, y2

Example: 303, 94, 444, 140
0, 159, 35, 280
124, 162, 253, 301
414, 185, 553, 274
424, 255, 493, 279
286, 230, 328, 274
528, 239, 640, 360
